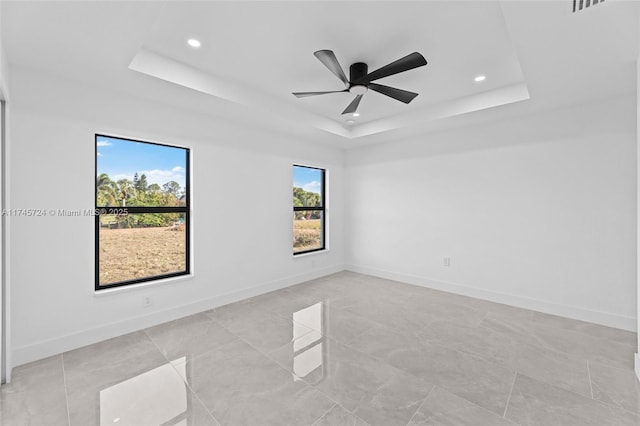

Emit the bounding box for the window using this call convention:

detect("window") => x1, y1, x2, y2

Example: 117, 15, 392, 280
293, 165, 325, 254
95, 134, 190, 290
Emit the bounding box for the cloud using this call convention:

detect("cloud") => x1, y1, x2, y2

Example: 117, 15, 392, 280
302, 181, 321, 194
112, 168, 186, 189
97, 152, 103, 156
172, 166, 185, 173
96, 141, 112, 147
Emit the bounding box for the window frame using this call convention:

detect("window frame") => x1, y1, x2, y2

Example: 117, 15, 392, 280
94, 133, 191, 291
293, 164, 326, 255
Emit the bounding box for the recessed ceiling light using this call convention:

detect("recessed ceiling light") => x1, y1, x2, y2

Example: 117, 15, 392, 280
346, 119, 355, 125
353, 112, 360, 117
474, 75, 486, 82
187, 38, 201, 48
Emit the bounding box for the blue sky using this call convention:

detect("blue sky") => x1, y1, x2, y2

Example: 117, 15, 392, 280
293, 166, 322, 194
97, 135, 187, 189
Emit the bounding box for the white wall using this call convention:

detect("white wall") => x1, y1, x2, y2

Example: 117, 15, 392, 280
636, 49, 640, 380
346, 96, 637, 331
8, 69, 345, 366
0, 0, 10, 382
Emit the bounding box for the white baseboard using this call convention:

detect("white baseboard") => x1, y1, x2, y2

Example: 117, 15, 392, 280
345, 264, 636, 332
11, 264, 344, 368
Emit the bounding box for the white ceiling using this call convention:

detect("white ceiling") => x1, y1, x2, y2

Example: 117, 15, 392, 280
3, 0, 639, 147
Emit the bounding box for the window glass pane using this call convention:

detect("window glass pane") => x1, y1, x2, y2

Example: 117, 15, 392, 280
96, 135, 187, 207
293, 210, 323, 253
98, 213, 187, 286
293, 166, 322, 207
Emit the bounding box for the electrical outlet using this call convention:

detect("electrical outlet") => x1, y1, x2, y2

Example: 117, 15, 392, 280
443, 257, 451, 267
143, 295, 152, 307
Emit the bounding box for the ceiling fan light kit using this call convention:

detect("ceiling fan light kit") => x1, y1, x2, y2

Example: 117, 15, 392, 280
293, 49, 428, 116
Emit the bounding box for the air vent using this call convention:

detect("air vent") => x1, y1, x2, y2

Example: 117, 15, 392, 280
573, 0, 604, 13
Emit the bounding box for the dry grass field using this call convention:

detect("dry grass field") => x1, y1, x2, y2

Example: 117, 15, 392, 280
99, 227, 186, 286
293, 219, 321, 252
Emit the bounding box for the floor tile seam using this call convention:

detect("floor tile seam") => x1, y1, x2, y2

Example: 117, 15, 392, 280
529, 314, 637, 343
232, 332, 352, 420
470, 326, 600, 368
178, 336, 245, 365
340, 320, 379, 343
514, 370, 640, 417
557, 330, 639, 349
259, 334, 402, 418
332, 334, 440, 389
584, 356, 636, 373
350, 410, 373, 426
421, 338, 518, 376
583, 372, 640, 420
597, 397, 640, 419
416, 332, 520, 370
587, 360, 595, 399
365, 321, 430, 344
140, 324, 227, 423
289, 316, 328, 339
259, 337, 339, 399
502, 370, 518, 419
478, 320, 612, 368
338, 306, 405, 332
213, 303, 317, 338
60, 353, 72, 426
404, 384, 434, 426
228, 329, 311, 381
430, 383, 521, 426
165, 355, 223, 426
62, 339, 171, 375
143, 322, 246, 374
202, 299, 257, 320
309, 402, 338, 426
150, 320, 232, 426
287, 309, 377, 343
255, 294, 384, 337
526, 320, 635, 355
142, 328, 173, 364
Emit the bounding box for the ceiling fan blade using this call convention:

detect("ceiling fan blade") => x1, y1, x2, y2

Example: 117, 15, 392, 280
368, 83, 419, 104
341, 94, 363, 115
292, 89, 347, 98
354, 52, 427, 84
314, 50, 349, 87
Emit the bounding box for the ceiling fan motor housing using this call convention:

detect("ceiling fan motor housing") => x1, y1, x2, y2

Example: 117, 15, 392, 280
349, 62, 368, 84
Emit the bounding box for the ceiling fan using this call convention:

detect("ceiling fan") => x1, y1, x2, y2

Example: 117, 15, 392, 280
293, 50, 428, 115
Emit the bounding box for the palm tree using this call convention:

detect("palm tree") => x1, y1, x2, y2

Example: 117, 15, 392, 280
116, 179, 136, 207
96, 173, 117, 207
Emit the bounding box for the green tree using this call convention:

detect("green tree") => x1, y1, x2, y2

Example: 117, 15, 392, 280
293, 187, 320, 207
97, 173, 117, 207
116, 179, 136, 207
163, 181, 181, 197
293, 187, 321, 219
135, 173, 148, 193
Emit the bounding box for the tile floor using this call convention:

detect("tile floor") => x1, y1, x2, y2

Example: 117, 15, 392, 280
1, 271, 639, 425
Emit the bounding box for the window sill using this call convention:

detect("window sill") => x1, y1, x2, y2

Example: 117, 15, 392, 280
94, 273, 195, 296
293, 249, 329, 258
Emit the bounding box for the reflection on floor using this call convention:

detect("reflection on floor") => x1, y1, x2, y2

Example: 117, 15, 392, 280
1, 271, 639, 426
100, 359, 188, 425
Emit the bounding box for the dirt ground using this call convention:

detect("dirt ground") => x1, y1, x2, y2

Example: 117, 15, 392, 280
293, 219, 321, 252
98, 227, 186, 286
